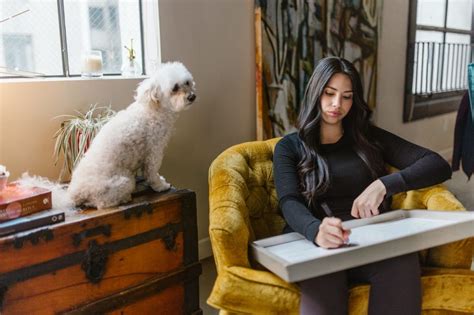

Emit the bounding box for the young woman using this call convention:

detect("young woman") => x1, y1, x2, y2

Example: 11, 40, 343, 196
273, 57, 452, 315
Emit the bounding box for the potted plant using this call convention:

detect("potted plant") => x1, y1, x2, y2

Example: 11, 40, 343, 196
53, 105, 116, 181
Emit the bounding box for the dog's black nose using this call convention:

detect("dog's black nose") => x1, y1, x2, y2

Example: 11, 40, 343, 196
188, 94, 196, 102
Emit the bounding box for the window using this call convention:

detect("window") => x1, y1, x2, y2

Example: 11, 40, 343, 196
404, 0, 474, 122
0, 1, 63, 76
2, 34, 34, 72
66, 1, 131, 74
0, 0, 160, 78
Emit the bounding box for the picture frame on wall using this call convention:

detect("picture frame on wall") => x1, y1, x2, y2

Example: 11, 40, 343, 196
255, 0, 382, 140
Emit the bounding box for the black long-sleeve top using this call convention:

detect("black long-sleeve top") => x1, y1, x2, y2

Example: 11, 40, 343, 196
273, 126, 452, 243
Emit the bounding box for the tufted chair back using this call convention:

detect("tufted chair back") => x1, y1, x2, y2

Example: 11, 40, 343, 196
209, 138, 284, 244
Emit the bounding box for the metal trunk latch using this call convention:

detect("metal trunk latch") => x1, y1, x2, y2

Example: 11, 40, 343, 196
162, 223, 179, 251
81, 240, 109, 284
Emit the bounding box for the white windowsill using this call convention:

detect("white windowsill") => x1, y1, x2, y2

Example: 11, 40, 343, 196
0, 75, 148, 84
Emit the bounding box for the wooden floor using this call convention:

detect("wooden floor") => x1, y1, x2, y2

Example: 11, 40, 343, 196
199, 257, 219, 315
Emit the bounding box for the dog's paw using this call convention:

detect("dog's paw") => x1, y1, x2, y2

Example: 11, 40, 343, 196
150, 176, 171, 192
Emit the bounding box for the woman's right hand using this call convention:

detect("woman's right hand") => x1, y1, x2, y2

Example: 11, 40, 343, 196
315, 217, 351, 248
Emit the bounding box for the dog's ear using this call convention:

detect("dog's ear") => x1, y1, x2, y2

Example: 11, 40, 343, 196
135, 78, 162, 104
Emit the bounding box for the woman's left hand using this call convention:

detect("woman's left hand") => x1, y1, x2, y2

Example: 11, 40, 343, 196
351, 179, 387, 218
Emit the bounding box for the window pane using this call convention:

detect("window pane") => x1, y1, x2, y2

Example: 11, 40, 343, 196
0, 0, 63, 77
447, 0, 472, 30
446, 32, 471, 43
417, 0, 446, 27
412, 31, 471, 94
415, 30, 444, 42
64, 0, 143, 75
414, 31, 444, 94
442, 36, 471, 90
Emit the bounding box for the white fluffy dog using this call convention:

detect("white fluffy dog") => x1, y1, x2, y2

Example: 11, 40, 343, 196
68, 62, 196, 209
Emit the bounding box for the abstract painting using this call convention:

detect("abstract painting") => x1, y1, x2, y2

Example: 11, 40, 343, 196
255, 0, 382, 139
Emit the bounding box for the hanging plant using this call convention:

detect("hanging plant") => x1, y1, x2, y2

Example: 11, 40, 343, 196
53, 104, 116, 181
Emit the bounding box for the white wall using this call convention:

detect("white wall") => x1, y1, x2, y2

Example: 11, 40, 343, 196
0, 77, 140, 178
158, 0, 256, 255
0, 0, 460, 259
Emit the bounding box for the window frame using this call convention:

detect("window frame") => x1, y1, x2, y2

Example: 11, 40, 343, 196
1, 0, 148, 79
404, 0, 474, 122
58, 0, 146, 78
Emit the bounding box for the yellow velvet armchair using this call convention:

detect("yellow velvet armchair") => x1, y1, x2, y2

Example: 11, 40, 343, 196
207, 138, 474, 315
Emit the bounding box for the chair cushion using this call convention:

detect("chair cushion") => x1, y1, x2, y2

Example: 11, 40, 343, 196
207, 266, 299, 315
208, 266, 474, 314
349, 268, 474, 314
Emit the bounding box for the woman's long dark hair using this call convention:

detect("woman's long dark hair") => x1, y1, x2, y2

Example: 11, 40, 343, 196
297, 57, 386, 207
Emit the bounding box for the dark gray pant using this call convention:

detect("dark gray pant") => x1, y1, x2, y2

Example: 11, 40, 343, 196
299, 253, 422, 315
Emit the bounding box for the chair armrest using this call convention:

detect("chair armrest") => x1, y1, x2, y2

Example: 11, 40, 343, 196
421, 267, 474, 313
393, 185, 473, 269
423, 187, 474, 269
208, 150, 259, 273
209, 208, 251, 273
207, 266, 299, 314
208, 148, 299, 314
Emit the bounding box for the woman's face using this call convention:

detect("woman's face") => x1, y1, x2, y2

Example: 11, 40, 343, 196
320, 73, 353, 126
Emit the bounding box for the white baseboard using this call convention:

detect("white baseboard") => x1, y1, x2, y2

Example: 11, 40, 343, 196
198, 237, 213, 260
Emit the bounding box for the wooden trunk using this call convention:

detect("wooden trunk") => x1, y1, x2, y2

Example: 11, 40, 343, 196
0, 188, 201, 315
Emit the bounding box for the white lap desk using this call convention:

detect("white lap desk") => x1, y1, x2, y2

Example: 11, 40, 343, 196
251, 210, 474, 283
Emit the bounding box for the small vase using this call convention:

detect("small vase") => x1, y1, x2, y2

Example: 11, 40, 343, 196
121, 59, 142, 77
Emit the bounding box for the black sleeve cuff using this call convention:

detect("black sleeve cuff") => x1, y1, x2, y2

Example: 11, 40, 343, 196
304, 220, 321, 245
379, 172, 407, 197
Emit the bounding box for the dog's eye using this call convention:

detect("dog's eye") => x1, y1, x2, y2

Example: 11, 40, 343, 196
185, 81, 190, 86
172, 84, 179, 92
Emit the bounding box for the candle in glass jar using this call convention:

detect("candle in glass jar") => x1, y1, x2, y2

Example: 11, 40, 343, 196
81, 50, 103, 77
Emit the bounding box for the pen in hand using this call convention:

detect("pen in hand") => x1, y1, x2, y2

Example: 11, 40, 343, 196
320, 202, 334, 217
320, 202, 351, 244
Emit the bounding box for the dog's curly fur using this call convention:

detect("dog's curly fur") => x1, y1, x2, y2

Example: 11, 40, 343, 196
68, 62, 196, 209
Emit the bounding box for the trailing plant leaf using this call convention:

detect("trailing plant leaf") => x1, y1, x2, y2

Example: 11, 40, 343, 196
53, 104, 116, 181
